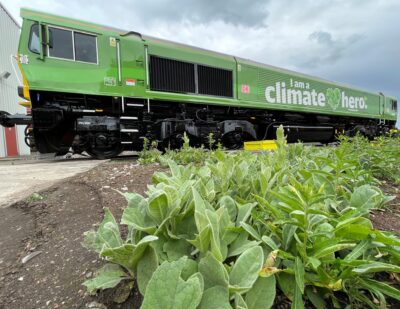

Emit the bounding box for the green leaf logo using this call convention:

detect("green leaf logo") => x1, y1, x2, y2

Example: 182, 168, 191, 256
326, 88, 341, 110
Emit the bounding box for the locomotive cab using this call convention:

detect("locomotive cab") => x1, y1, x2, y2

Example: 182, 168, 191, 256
6, 12, 147, 158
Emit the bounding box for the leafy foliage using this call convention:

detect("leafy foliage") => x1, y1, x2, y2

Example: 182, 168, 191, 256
337, 134, 400, 184
84, 128, 400, 308
139, 132, 215, 166
138, 138, 162, 165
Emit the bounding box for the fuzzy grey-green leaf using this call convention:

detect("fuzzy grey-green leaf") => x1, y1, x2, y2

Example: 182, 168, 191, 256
83, 264, 127, 294
245, 276, 276, 309
198, 286, 231, 309
137, 246, 158, 296
229, 246, 264, 291
198, 252, 229, 289
141, 257, 203, 309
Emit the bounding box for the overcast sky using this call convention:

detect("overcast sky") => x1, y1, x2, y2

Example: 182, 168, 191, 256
2, 0, 399, 123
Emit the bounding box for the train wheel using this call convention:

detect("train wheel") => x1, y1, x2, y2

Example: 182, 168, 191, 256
222, 131, 254, 150
86, 144, 123, 159
85, 133, 124, 159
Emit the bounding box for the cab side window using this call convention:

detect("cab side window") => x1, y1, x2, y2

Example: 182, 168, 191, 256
48, 27, 74, 60
392, 100, 397, 111
74, 32, 97, 63
47, 26, 98, 64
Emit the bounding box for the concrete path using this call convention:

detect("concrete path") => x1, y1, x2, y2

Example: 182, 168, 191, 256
0, 159, 105, 208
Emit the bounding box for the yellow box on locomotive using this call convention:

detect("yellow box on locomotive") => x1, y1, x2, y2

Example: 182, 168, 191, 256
244, 140, 278, 151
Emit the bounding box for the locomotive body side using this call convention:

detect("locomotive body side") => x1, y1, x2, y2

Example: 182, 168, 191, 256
2, 8, 396, 158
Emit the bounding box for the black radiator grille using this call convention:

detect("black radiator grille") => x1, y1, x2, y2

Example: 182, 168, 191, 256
149, 56, 195, 93
149, 55, 233, 98
198, 65, 233, 98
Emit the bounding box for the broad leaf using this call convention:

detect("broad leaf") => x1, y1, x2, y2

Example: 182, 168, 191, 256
83, 208, 122, 253
198, 252, 229, 289
234, 293, 248, 309
164, 239, 191, 261
350, 185, 384, 210
229, 246, 264, 292
147, 190, 169, 223
277, 272, 296, 301
101, 235, 158, 275
122, 192, 145, 207
174, 273, 204, 309
228, 232, 261, 258
245, 276, 276, 309
198, 286, 231, 309
83, 264, 127, 294
141, 257, 203, 309
206, 209, 223, 261
137, 246, 158, 295
121, 203, 157, 234
236, 202, 256, 226
188, 225, 211, 253
219, 195, 238, 222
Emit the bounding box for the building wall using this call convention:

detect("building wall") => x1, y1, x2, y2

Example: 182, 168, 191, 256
0, 2, 29, 156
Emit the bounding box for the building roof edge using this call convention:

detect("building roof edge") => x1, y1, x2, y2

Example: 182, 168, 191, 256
0, 1, 21, 28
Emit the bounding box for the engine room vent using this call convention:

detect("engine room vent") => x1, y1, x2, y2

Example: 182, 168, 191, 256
149, 55, 233, 98
198, 65, 233, 98
149, 56, 195, 94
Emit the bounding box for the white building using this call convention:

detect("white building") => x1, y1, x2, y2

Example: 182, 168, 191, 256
0, 2, 30, 157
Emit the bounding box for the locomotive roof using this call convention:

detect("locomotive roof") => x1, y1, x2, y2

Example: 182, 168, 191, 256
20, 8, 396, 100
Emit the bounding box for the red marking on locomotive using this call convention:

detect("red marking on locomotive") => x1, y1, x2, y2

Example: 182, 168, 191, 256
241, 84, 250, 94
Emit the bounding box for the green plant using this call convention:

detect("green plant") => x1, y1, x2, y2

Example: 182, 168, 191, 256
138, 138, 161, 164
28, 192, 44, 202
160, 133, 212, 166
207, 132, 216, 150
84, 132, 400, 308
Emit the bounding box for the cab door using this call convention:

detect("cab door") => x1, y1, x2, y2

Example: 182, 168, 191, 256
118, 35, 146, 97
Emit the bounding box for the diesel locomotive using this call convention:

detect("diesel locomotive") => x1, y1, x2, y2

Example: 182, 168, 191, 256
0, 9, 397, 158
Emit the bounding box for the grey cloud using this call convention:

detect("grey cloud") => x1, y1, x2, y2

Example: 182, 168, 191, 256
130, 0, 270, 28
309, 31, 333, 46
300, 31, 363, 68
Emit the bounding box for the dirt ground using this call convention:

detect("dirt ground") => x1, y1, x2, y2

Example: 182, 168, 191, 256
0, 159, 160, 309
0, 159, 398, 309
371, 181, 400, 234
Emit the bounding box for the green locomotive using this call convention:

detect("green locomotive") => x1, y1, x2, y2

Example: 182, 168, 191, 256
0, 8, 397, 158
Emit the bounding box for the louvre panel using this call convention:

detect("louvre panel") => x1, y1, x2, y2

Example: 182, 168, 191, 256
149, 56, 195, 93
198, 65, 233, 98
